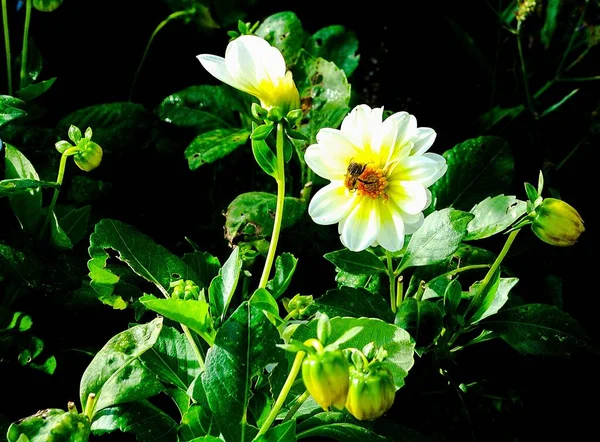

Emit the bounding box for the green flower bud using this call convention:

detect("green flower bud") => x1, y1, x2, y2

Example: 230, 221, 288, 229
531, 198, 585, 247
301, 348, 349, 411
345, 365, 396, 421
74, 138, 103, 172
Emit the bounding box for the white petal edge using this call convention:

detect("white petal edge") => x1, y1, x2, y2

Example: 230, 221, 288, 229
340, 198, 380, 252
387, 181, 428, 215
304, 144, 346, 181
308, 182, 357, 225
377, 203, 406, 252
197, 54, 248, 93
411, 127, 437, 156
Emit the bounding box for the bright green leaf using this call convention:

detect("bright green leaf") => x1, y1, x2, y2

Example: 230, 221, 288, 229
324, 249, 386, 275
7, 409, 89, 442
465, 195, 527, 240
250, 288, 280, 319
258, 420, 296, 442
15, 77, 56, 102
33, 0, 63, 12
79, 317, 164, 415
4, 144, 41, 232
252, 127, 277, 178
255, 11, 306, 66
312, 286, 394, 323
304, 25, 360, 77
266, 253, 298, 299
208, 246, 242, 322
185, 128, 250, 170
49, 210, 73, 250
398, 208, 474, 272
0, 178, 58, 196
182, 251, 221, 289
469, 277, 519, 323
0, 96, 26, 127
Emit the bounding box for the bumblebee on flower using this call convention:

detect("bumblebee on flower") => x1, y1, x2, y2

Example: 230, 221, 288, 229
305, 105, 447, 252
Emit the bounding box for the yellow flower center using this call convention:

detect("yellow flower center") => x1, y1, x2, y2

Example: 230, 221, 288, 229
344, 162, 388, 200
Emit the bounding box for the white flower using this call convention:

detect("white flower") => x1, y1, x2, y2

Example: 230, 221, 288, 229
197, 35, 300, 113
305, 105, 447, 252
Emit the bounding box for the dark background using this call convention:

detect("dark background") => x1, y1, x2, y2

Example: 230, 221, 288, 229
2, 0, 599, 441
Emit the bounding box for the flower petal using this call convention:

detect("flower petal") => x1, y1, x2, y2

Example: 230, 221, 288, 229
377, 203, 406, 252
308, 182, 357, 225
340, 198, 380, 251
387, 112, 417, 146
389, 155, 447, 187
305, 144, 346, 181
387, 180, 428, 215
410, 127, 437, 155
197, 54, 245, 92
340, 105, 383, 152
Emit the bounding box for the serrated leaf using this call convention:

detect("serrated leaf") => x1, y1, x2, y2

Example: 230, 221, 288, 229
312, 286, 394, 322
79, 318, 164, 416
292, 317, 414, 389
429, 136, 514, 211
266, 253, 298, 299
90, 400, 177, 441
482, 304, 599, 356
465, 195, 527, 240
324, 249, 386, 275
140, 296, 215, 345
398, 208, 473, 272
201, 302, 283, 442
87, 218, 201, 307
3, 144, 41, 232
185, 128, 250, 170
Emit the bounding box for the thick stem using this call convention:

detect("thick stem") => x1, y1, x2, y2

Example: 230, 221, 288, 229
516, 20, 535, 117
385, 250, 396, 314
19, 0, 31, 89
2, 0, 12, 95
129, 10, 191, 101
259, 122, 286, 289
255, 351, 305, 439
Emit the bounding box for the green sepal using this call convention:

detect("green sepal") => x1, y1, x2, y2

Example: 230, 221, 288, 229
250, 122, 275, 141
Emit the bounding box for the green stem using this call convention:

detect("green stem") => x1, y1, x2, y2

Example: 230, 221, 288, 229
283, 390, 310, 422
1, 0, 12, 95
556, 0, 589, 76
19, 0, 31, 89
129, 10, 191, 101
558, 76, 600, 83
385, 250, 396, 314
437, 264, 490, 280
480, 229, 520, 291
39, 146, 79, 238
396, 275, 404, 310
259, 122, 285, 289
516, 20, 535, 117
83, 393, 97, 421
255, 351, 305, 439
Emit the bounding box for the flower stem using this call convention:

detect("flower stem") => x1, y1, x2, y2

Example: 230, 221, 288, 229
129, 10, 191, 101
83, 393, 97, 421
516, 20, 535, 117
259, 122, 286, 289
480, 229, 520, 291
283, 390, 310, 422
1, 0, 12, 95
19, 0, 32, 89
385, 250, 396, 314
255, 351, 305, 439
39, 146, 79, 238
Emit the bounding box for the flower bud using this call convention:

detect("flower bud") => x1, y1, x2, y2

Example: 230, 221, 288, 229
301, 348, 349, 411
531, 198, 585, 247
345, 365, 396, 421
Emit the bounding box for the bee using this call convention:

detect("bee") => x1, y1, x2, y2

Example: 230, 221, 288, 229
345, 160, 368, 190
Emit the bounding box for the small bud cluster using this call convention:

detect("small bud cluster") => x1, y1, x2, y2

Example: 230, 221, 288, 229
55, 125, 103, 172
515, 0, 537, 22
169, 279, 201, 300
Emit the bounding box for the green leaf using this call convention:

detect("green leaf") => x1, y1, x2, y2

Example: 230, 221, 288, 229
482, 304, 599, 356
56, 205, 91, 245
140, 324, 202, 391
208, 246, 242, 322
304, 25, 360, 77
312, 286, 393, 322
477, 104, 524, 132
266, 253, 298, 299
296, 411, 428, 442
0, 178, 58, 196
179, 403, 219, 440
255, 11, 307, 66
49, 210, 73, 250
155, 85, 248, 131
429, 136, 514, 211
465, 195, 527, 240
88, 218, 200, 307
395, 298, 444, 347
292, 50, 351, 143
0, 96, 26, 127
292, 317, 414, 389
79, 317, 164, 415
7, 409, 90, 442
324, 249, 386, 275
469, 277, 519, 323
14, 38, 42, 87
90, 400, 177, 441
15, 78, 56, 102
201, 302, 283, 442
182, 251, 220, 289
4, 144, 41, 232
541, 0, 562, 48
33, 0, 63, 12
398, 208, 474, 272
224, 192, 306, 245
140, 296, 215, 345
185, 128, 251, 170
249, 288, 280, 319
443, 279, 462, 318
0, 307, 32, 332
258, 420, 296, 442
250, 123, 275, 141
334, 271, 383, 296
252, 125, 277, 178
